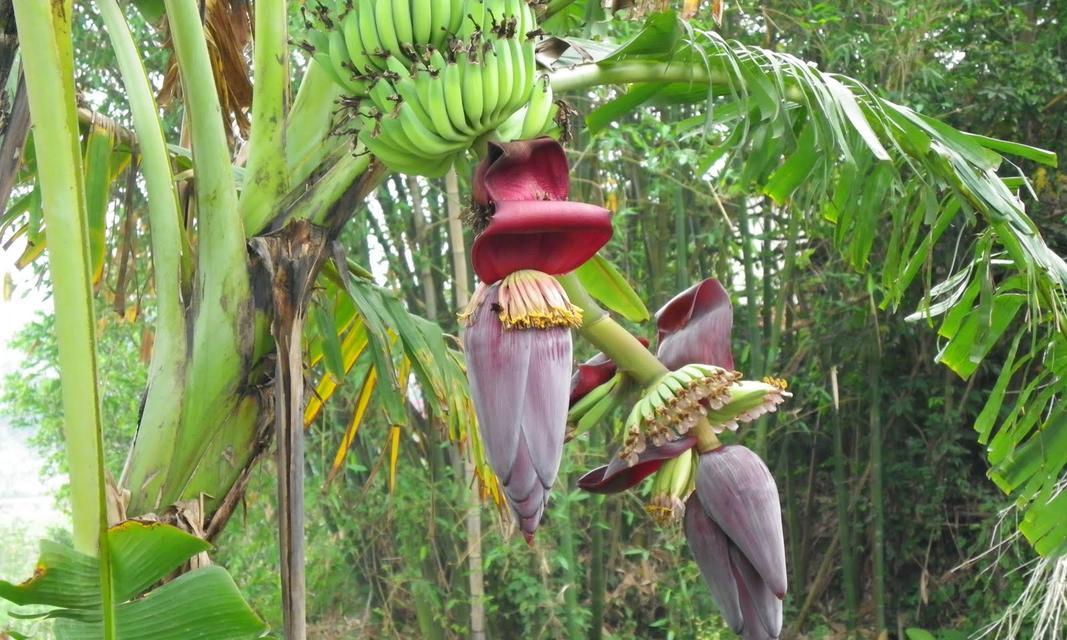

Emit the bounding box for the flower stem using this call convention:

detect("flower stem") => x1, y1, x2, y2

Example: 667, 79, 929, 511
557, 273, 721, 452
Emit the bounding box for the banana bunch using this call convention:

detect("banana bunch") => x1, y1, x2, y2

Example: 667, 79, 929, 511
302, 0, 558, 177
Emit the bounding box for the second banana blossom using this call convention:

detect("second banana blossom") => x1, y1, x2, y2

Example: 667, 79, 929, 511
575, 278, 790, 638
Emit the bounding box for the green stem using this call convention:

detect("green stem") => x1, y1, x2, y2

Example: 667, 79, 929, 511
557, 273, 722, 452
13, 0, 114, 635
549, 61, 716, 94
161, 0, 253, 503
283, 152, 372, 226
286, 59, 345, 188
240, 0, 289, 235
97, 0, 189, 511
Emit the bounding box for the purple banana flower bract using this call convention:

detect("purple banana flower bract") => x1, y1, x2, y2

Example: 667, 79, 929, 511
464, 283, 571, 540
577, 436, 696, 494
684, 448, 787, 639
656, 278, 734, 370
473, 137, 570, 206
471, 200, 613, 284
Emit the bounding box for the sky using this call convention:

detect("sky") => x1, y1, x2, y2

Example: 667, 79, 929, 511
0, 236, 64, 586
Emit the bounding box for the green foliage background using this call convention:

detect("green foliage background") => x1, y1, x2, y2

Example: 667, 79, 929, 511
3, 0, 1066, 638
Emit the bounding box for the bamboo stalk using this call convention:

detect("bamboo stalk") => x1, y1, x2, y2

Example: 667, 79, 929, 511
869, 338, 887, 633
830, 365, 859, 632
447, 166, 486, 640
557, 468, 583, 639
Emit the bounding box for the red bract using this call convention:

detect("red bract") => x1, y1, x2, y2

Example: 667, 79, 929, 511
577, 436, 696, 494
656, 278, 734, 371
569, 338, 649, 406
473, 138, 570, 206
471, 200, 613, 284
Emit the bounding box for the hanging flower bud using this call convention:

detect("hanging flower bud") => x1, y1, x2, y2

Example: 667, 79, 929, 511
471, 201, 613, 284
461, 272, 581, 540
684, 445, 786, 639
655, 278, 734, 370
577, 435, 696, 494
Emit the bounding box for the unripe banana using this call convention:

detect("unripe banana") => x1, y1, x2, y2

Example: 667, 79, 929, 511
341, 11, 376, 76
479, 46, 501, 128
391, 0, 415, 56
459, 50, 484, 129
520, 74, 553, 138
429, 0, 453, 47
357, 2, 386, 71
441, 61, 476, 136
411, 0, 433, 43
669, 450, 694, 498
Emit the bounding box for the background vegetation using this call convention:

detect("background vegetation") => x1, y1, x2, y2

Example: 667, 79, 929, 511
2, 0, 1065, 638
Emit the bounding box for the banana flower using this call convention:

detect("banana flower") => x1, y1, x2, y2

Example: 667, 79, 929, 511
685, 445, 786, 639
462, 138, 612, 539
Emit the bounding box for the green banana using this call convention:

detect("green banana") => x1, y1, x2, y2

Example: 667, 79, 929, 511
376, 0, 404, 59
391, 0, 415, 55
441, 60, 477, 137
341, 10, 374, 76
395, 102, 465, 156
419, 70, 470, 142
429, 0, 453, 47
669, 450, 694, 498
494, 105, 526, 141
411, 0, 432, 44
520, 74, 553, 138
479, 46, 501, 126
358, 0, 386, 71
460, 50, 485, 128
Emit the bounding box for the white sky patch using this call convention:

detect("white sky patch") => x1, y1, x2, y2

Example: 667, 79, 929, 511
0, 233, 66, 583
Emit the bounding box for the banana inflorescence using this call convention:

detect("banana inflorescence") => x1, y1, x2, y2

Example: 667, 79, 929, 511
301, 0, 559, 177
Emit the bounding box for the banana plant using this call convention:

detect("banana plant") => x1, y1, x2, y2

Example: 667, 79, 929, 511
3, 0, 1067, 638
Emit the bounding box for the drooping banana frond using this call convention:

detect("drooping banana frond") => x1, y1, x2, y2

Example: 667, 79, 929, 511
303, 259, 503, 505
548, 11, 1067, 556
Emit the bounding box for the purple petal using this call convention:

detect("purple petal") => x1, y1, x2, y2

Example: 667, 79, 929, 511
464, 284, 529, 477
473, 138, 570, 206
577, 436, 697, 494
470, 200, 613, 284
523, 326, 570, 486
730, 544, 783, 638
683, 494, 743, 633
656, 278, 734, 370
696, 446, 788, 599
